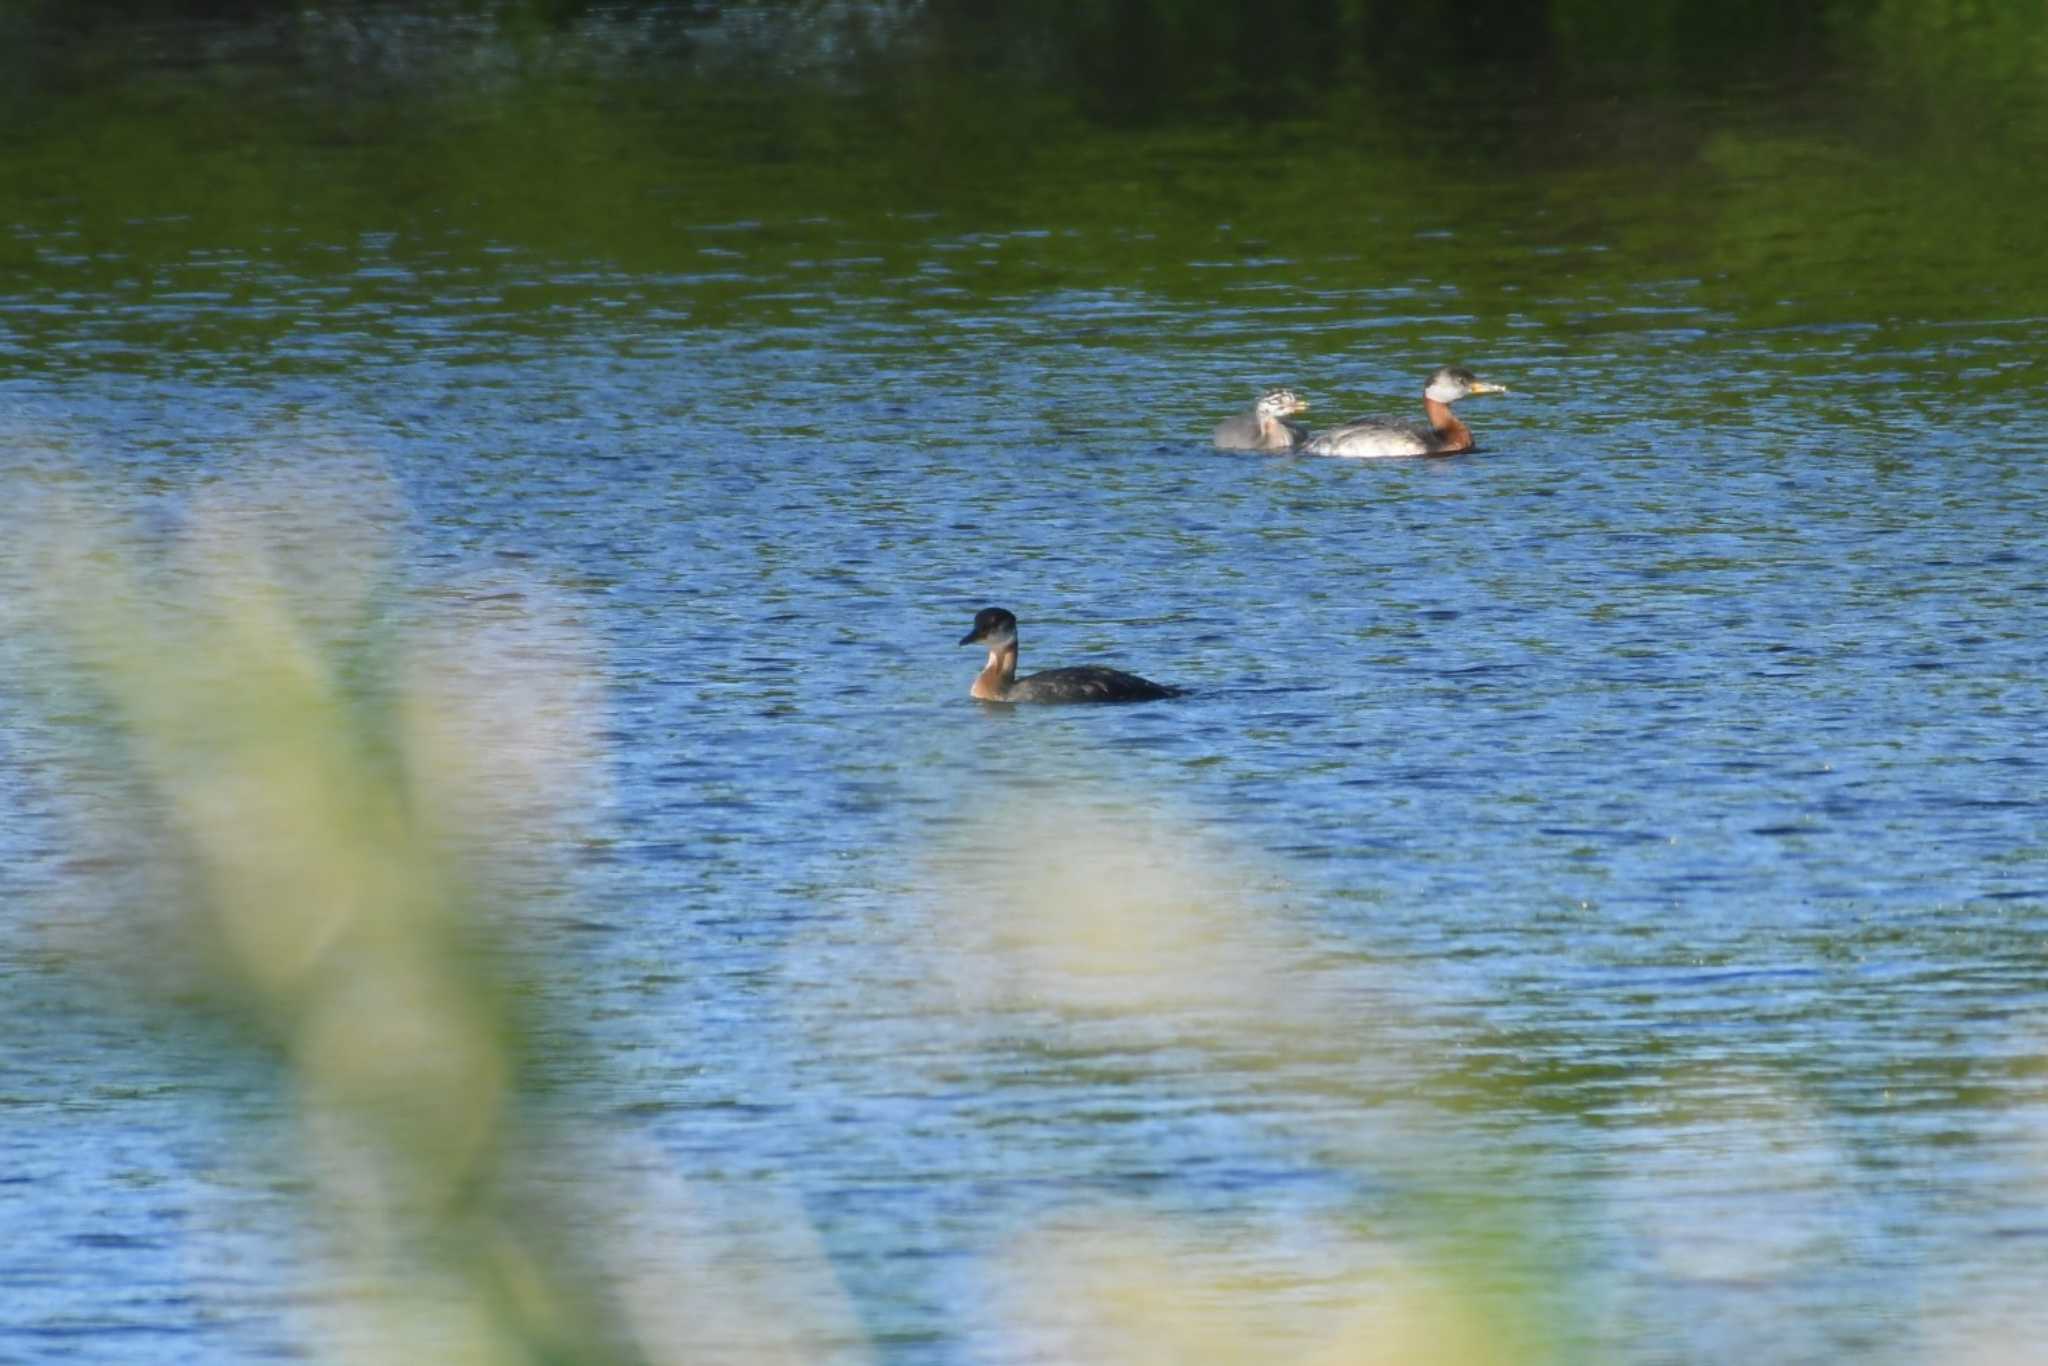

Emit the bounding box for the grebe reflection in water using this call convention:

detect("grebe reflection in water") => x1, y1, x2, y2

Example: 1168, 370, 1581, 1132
1303, 366, 1509, 458
959, 607, 1181, 704
1213, 387, 1310, 452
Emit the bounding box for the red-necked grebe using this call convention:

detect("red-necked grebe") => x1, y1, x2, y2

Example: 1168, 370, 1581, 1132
1303, 366, 1508, 458
1212, 387, 1310, 452
959, 607, 1181, 704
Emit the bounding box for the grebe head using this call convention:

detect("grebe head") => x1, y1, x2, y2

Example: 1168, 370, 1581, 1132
959, 606, 1019, 649
1255, 387, 1308, 420
1424, 366, 1509, 404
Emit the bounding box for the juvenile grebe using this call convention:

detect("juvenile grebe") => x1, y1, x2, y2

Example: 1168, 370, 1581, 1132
1212, 387, 1310, 452
959, 607, 1181, 704
1303, 366, 1508, 458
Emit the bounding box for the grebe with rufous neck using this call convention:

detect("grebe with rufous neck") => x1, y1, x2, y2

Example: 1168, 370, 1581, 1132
1303, 366, 1509, 458
959, 607, 1181, 704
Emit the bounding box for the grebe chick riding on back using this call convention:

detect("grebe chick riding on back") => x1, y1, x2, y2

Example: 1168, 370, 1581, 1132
1303, 366, 1509, 458
1213, 387, 1310, 452
959, 607, 1181, 704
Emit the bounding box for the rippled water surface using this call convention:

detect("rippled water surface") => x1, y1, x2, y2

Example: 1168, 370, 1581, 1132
4, 7, 2048, 1363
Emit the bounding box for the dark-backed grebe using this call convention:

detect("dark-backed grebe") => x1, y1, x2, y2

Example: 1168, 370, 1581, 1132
959, 607, 1181, 704
1212, 387, 1310, 452
1302, 366, 1508, 458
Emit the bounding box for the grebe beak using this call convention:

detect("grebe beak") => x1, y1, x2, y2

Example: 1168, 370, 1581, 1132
1470, 380, 1509, 395
959, 628, 982, 646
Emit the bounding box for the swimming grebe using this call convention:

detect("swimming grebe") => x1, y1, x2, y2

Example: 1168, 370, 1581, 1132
959, 607, 1181, 704
1212, 387, 1310, 452
1302, 366, 1508, 458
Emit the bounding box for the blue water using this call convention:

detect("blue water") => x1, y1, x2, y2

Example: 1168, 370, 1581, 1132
6, 79, 2048, 1366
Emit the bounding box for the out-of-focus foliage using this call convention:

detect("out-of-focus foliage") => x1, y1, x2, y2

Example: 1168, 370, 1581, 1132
10, 473, 916, 1363
13, 481, 651, 1364
12, 476, 1572, 1362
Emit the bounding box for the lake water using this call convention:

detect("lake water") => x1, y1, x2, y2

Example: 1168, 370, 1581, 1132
4, 5, 2048, 1363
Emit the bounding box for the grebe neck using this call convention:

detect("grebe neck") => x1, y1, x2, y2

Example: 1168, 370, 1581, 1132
971, 641, 1018, 701
1423, 395, 1474, 454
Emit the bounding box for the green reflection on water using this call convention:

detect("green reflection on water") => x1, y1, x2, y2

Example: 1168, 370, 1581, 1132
2, 0, 2044, 352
